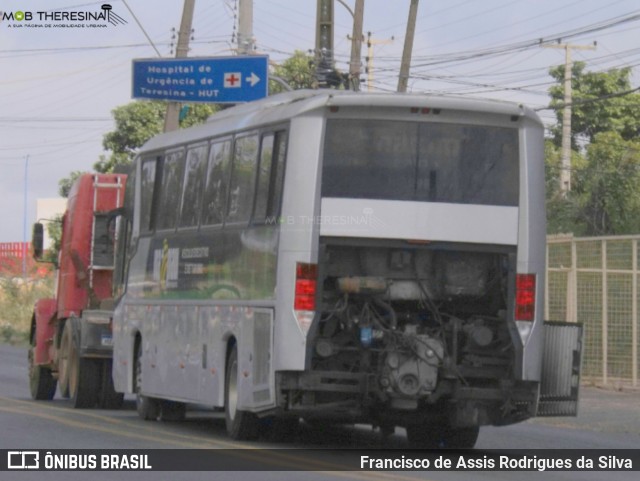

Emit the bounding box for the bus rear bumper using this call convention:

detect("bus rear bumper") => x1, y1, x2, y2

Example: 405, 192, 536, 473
277, 370, 539, 427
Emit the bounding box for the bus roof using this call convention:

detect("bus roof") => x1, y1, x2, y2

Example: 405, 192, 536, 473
139, 90, 542, 154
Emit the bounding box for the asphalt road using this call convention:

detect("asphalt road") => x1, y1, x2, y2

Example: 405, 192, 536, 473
1, 343, 638, 481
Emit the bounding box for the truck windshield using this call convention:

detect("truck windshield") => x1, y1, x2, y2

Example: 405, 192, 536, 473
322, 119, 519, 207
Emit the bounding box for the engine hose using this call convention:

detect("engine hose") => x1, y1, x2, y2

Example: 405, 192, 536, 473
371, 297, 397, 330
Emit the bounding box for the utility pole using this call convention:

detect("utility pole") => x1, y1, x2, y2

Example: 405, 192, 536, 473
23, 154, 29, 279
348, 0, 365, 91
397, 0, 419, 93
237, 0, 255, 55
163, 0, 196, 133
315, 0, 334, 88
365, 32, 393, 92
544, 41, 596, 193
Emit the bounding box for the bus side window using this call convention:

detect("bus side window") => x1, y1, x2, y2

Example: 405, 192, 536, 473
156, 149, 185, 231
227, 134, 259, 224
140, 157, 159, 233
179, 144, 208, 228
253, 133, 275, 222
267, 131, 288, 218
202, 139, 231, 226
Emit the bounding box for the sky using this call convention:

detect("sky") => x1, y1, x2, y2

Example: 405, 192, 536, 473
0, 0, 638, 242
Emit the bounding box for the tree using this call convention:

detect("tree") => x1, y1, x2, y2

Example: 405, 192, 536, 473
549, 62, 640, 147
270, 50, 316, 94
573, 132, 640, 235
58, 170, 85, 197
43, 214, 63, 266
544, 140, 584, 234
545, 62, 640, 235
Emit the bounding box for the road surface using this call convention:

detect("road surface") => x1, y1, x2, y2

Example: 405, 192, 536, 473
1, 344, 638, 481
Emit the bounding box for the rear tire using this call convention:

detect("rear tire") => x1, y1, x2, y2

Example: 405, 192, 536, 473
28, 345, 56, 401
98, 359, 124, 410
224, 345, 259, 440
68, 323, 99, 408
406, 422, 479, 449
57, 321, 72, 398
159, 400, 186, 421
135, 343, 160, 421
262, 417, 299, 442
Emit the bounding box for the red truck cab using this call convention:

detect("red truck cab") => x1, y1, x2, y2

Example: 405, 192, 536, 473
29, 173, 126, 408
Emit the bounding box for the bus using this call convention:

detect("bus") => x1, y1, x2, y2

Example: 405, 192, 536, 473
111, 90, 582, 448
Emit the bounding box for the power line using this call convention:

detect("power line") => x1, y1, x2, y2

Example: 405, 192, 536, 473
0, 117, 112, 122
537, 86, 640, 111
121, 0, 163, 58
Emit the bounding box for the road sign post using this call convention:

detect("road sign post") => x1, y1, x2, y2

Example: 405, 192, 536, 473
132, 56, 269, 104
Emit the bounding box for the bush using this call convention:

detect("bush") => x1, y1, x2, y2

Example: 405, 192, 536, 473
0, 275, 54, 345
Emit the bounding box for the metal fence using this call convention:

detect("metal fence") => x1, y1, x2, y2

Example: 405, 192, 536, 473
545, 235, 639, 387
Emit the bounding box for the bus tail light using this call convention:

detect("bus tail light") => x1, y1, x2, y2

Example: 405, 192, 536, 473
294, 262, 317, 334
515, 274, 536, 344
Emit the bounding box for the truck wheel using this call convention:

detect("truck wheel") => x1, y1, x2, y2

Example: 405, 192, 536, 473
28, 345, 56, 401
68, 324, 99, 408
135, 344, 160, 421
57, 321, 72, 399
224, 345, 259, 440
98, 359, 124, 410
406, 422, 479, 449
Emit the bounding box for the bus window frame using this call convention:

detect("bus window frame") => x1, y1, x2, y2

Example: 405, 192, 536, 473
178, 141, 210, 231
140, 154, 162, 235
224, 131, 260, 229
139, 123, 289, 236
252, 132, 276, 224
200, 136, 233, 231
251, 129, 288, 226
154, 147, 187, 233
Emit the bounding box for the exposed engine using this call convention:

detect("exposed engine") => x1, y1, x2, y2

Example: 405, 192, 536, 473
308, 242, 516, 411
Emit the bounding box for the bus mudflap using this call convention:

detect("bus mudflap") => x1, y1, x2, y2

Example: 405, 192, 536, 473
537, 321, 583, 417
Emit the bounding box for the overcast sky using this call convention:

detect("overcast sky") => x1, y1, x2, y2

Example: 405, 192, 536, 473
1, 0, 638, 242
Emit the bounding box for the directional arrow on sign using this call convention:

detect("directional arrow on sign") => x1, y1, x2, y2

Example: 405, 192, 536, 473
246, 72, 261, 87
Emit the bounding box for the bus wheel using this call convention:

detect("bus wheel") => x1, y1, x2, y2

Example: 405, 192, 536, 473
68, 323, 99, 408
98, 359, 124, 410
406, 423, 479, 449
262, 417, 300, 442
57, 321, 71, 398
28, 344, 56, 401
224, 345, 259, 440
135, 345, 159, 420
160, 401, 186, 422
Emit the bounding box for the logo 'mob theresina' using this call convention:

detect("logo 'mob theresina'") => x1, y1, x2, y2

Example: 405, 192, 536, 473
0, 4, 127, 27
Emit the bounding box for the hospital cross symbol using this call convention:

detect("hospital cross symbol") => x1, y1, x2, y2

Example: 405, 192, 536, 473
224, 72, 241, 88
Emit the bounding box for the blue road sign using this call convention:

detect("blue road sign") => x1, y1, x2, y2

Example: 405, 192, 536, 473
132, 56, 269, 104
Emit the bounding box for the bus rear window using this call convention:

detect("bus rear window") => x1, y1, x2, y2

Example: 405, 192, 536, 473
322, 119, 519, 206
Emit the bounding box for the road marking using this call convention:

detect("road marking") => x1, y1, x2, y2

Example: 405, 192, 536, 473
0, 397, 431, 480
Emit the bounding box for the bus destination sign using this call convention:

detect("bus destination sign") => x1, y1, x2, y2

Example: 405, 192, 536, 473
132, 56, 269, 104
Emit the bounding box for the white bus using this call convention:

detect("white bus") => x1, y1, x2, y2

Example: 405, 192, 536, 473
112, 90, 582, 448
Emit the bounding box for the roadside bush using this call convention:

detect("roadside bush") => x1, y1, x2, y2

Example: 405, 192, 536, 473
0, 275, 54, 345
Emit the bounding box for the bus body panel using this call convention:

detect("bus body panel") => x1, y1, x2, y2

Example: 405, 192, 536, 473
319, 199, 519, 245
516, 117, 547, 381
273, 112, 325, 372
